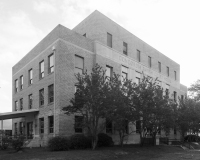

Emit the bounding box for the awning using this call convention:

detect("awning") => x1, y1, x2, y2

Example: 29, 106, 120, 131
0, 109, 39, 120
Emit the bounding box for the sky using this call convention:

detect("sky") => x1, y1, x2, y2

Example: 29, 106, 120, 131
0, 0, 200, 129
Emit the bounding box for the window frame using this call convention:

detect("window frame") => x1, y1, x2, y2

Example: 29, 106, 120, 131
106, 118, 112, 134
20, 98, 23, 111
48, 84, 54, 104
19, 122, 23, 135
158, 61, 161, 73
137, 50, 141, 62
39, 88, 44, 106
75, 55, 84, 74
106, 65, 113, 81
174, 71, 176, 80
28, 69, 33, 85
15, 101, 18, 111
39, 118, 44, 134
29, 94, 32, 109
15, 79, 18, 93
48, 54, 54, 74
14, 123, 17, 135
39, 60, 44, 79
107, 32, 112, 48
166, 66, 169, 77
75, 116, 84, 133
123, 42, 128, 55
48, 116, 54, 133
20, 75, 23, 90
148, 56, 151, 68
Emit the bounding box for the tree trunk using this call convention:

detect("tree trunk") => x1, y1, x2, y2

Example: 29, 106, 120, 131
91, 135, 98, 150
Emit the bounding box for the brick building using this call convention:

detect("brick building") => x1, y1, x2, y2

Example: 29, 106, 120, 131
0, 10, 187, 146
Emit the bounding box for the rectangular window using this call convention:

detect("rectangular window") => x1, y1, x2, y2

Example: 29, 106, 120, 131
148, 56, 151, 68
39, 89, 44, 106
107, 32, 112, 48
29, 94, 32, 109
137, 50, 141, 62
174, 91, 177, 102
15, 101, 18, 111
166, 66, 169, 77
48, 84, 54, 103
39, 118, 44, 134
174, 71, 176, 80
158, 62, 161, 73
48, 54, 54, 74
39, 60, 44, 79
123, 42, 128, 55
75, 116, 83, 133
15, 79, 18, 93
14, 123, 17, 135
106, 118, 112, 134
20, 98, 23, 111
174, 127, 177, 135
28, 69, 33, 85
136, 120, 141, 133
165, 84, 170, 96
19, 122, 23, 135
20, 76, 23, 90
48, 116, 54, 133
106, 65, 113, 80
135, 72, 141, 85
121, 66, 128, 80
75, 55, 84, 74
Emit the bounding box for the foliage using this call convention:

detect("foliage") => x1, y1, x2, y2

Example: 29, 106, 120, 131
184, 135, 200, 142
70, 134, 91, 149
0, 136, 10, 150
97, 133, 114, 147
11, 136, 25, 151
48, 136, 70, 151
63, 64, 111, 150
188, 79, 200, 100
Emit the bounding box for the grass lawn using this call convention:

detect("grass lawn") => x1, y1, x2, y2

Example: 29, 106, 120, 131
1, 145, 200, 160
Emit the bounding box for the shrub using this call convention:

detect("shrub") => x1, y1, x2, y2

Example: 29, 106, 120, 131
48, 136, 70, 151
97, 133, 114, 147
70, 134, 91, 149
11, 136, 25, 151
0, 136, 10, 150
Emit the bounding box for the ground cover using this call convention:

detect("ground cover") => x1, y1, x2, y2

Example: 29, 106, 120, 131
1, 145, 200, 160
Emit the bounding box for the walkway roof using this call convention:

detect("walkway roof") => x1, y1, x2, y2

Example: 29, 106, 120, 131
0, 109, 39, 120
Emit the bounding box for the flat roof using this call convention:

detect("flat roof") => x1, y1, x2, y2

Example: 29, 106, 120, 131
0, 109, 39, 120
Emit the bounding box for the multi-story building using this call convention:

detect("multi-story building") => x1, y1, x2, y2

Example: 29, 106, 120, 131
0, 10, 187, 147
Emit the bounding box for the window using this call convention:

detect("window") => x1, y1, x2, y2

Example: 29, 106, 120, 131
29, 94, 32, 109
39, 89, 44, 106
48, 84, 54, 103
166, 66, 169, 77
14, 123, 17, 135
48, 116, 54, 133
39, 60, 44, 79
106, 65, 113, 80
174, 71, 176, 80
148, 56, 151, 68
48, 54, 54, 74
19, 122, 23, 135
20, 98, 23, 111
15, 79, 18, 93
28, 69, 33, 85
121, 66, 128, 80
123, 42, 128, 55
136, 120, 141, 133
106, 118, 112, 134
15, 101, 18, 111
137, 50, 141, 62
158, 62, 161, 73
135, 72, 141, 85
20, 76, 23, 90
174, 91, 177, 102
39, 118, 44, 134
75, 55, 84, 74
83, 33, 86, 37
107, 32, 112, 48
165, 84, 170, 96
181, 95, 184, 101
174, 127, 177, 135
75, 116, 83, 133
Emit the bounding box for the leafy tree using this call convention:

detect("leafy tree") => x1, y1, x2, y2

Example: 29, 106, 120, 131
188, 79, 200, 100
130, 76, 174, 146
62, 64, 111, 150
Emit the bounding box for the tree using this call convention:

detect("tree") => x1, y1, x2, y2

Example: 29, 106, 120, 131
188, 79, 200, 100
130, 76, 174, 146
107, 74, 138, 147
62, 64, 111, 150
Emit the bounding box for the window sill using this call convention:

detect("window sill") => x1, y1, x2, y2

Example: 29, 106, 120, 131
28, 84, 33, 87
48, 102, 54, 106
39, 77, 44, 81
39, 105, 44, 108
48, 72, 54, 76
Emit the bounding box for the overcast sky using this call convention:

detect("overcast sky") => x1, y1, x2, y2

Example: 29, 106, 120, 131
0, 0, 200, 129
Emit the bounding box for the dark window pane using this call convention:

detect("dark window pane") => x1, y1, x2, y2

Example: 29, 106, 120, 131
107, 33, 112, 48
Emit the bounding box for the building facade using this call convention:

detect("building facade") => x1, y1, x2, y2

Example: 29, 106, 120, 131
6, 10, 187, 146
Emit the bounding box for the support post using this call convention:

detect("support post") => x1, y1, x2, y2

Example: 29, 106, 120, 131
1, 120, 3, 146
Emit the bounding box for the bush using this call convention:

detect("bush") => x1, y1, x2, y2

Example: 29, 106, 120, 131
11, 136, 25, 151
97, 133, 114, 147
184, 135, 200, 142
48, 136, 70, 151
0, 136, 10, 150
70, 134, 91, 149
